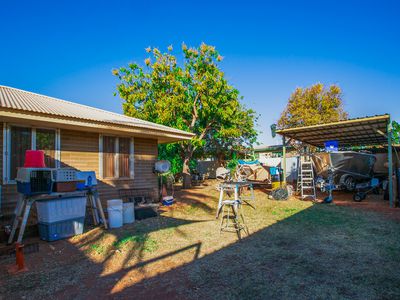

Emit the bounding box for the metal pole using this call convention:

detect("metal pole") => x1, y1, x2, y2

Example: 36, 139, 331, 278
388, 120, 393, 208
282, 137, 287, 185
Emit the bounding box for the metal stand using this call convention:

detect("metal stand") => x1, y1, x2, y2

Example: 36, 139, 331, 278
219, 200, 249, 239
86, 188, 108, 229
8, 195, 35, 244
238, 183, 256, 204
216, 182, 255, 218
7, 190, 107, 245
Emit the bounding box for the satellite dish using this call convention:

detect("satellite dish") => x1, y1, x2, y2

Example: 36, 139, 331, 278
155, 160, 171, 173
270, 124, 277, 138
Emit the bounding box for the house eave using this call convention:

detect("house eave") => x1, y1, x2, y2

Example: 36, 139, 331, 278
0, 109, 194, 143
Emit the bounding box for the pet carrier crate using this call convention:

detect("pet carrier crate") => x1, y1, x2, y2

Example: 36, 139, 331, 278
52, 169, 77, 182
16, 168, 54, 195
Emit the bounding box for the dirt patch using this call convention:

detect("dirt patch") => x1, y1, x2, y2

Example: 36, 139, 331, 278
311, 190, 400, 222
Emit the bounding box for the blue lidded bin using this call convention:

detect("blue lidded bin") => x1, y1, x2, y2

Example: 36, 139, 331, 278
38, 217, 85, 241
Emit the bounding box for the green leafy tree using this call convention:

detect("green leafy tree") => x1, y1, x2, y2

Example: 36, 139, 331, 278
113, 43, 257, 188
278, 83, 348, 129
392, 121, 400, 144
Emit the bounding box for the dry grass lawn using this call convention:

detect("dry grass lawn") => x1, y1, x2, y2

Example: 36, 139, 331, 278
1, 181, 400, 299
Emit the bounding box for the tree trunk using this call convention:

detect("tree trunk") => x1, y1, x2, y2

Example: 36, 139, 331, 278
217, 152, 225, 167
182, 154, 192, 189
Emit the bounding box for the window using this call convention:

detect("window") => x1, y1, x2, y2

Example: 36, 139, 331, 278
100, 135, 134, 179
10, 127, 31, 180
119, 137, 130, 178
102, 136, 116, 178
3, 124, 60, 183
36, 128, 56, 168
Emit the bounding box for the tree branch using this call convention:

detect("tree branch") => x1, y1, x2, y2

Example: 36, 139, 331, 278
190, 93, 200, 129
193, 122, 214, 151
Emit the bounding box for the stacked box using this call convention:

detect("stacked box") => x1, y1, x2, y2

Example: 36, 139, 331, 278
52, 169, 78, 192
36, 196, 87, 241
36, 196, 87, 222
38, 217, 84, 241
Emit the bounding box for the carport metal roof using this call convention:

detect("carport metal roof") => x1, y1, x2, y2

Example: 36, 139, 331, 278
275, 114, 390, 147
276, 114, 395, 207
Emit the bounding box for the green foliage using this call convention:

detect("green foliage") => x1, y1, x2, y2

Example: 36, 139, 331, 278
113, 43, 257, 186
392, 121, 400, 144
113, 234, 158, 253
226, 152, 239, 170
158, 143, 197, 175
88, 244, 105, 255
158, 143, 183, 175
278, 83, 348, 129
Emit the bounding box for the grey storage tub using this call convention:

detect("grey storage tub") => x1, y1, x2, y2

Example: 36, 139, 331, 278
38, 217, 84, 241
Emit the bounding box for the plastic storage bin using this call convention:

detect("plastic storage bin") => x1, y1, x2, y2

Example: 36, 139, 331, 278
162, 196, 174, 206
123, 202, 135, 224
38, 217, 84, 241
107, 199, 123, 228
36, 196, 87, 223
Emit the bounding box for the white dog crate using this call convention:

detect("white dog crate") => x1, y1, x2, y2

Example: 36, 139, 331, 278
52, 169, 77, 182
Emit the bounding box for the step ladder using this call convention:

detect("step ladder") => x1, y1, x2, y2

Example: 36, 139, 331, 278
297, 155, 316, 200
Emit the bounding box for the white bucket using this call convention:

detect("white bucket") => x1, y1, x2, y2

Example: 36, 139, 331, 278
107, 199, 123, 228
123, 202, 135, 224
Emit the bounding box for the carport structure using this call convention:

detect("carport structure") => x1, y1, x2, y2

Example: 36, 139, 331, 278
276, 114, 395, 207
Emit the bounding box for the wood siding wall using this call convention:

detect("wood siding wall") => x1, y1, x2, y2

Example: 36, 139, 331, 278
0, 127, 158, 219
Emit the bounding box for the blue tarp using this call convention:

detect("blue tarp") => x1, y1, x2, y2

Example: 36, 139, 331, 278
238, 160, 260, 165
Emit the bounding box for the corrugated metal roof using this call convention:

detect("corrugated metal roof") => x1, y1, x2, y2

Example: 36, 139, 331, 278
0, 85, 194, 138
276, 114, 390, 147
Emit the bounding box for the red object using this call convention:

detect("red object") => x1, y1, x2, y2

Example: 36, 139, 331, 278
24, 150, 46, 168
53, 181, 78, 192
7, 243, 28, 274
15, 243, 25, 270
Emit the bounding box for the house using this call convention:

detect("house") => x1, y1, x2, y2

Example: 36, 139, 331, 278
254, 144, 295, 160
0, 85, 194, 218
254, 145, 298, 183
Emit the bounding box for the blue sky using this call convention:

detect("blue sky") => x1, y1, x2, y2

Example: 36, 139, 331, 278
1, 0, 399, 145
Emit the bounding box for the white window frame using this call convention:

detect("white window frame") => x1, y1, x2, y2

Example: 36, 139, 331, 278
2, 123, 60, 184
99, 134, 134, 180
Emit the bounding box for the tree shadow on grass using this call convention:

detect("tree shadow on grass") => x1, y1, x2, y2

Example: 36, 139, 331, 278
2, 201, 400, 300
105, 204, 400, 299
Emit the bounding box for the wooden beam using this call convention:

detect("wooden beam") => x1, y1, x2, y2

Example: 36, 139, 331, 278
388, 119, 393, 208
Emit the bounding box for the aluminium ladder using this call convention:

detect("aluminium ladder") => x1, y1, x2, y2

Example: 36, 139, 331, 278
297, 155, 316, 200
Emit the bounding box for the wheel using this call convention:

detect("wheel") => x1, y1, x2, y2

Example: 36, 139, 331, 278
353, 193, 363, 202
272, 188, 289, 200
344, 176, 356, 192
